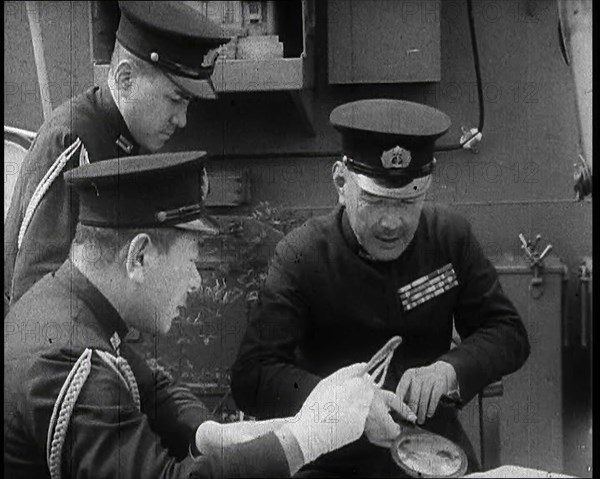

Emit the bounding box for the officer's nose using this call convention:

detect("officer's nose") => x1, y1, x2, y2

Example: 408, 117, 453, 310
379, 209, 402, 231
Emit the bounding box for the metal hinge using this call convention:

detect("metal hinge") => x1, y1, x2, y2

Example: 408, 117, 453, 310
518, 233, 553, 299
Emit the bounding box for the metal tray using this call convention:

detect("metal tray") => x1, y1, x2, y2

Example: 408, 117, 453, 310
391, 426, 468, 478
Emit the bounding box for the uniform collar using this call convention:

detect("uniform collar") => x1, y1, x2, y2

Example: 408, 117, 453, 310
97, 84, 139, 156
55, 259, 129, 343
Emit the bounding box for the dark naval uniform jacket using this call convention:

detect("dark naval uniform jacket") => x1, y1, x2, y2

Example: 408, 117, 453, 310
231, 204, 530, 476
4, 85, 139, 309
4, 260, 290, 478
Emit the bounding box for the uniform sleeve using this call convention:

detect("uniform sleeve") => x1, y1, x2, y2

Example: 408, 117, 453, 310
23, 350, 290, 479
4, 126, 81, 306
438, 220, 531, 404
124, 348, 214, 460
200, 432, 293, 478
231, 237, 321, 419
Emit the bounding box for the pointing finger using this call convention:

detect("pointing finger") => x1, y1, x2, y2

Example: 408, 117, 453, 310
427, 381, 444, 419
417, 378, 434, 424
407, 378, 421, 421
396, 369, 415, 404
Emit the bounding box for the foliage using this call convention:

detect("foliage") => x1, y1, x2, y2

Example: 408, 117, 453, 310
138, 202, 306, 391
210, 201, 305, 307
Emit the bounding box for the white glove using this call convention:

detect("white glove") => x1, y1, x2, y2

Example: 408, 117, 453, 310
195, 420, 254, 455
283, 363, 375, 464
396, 360, 459, 424
195, 418, 289, 455
365, 388, 417, 448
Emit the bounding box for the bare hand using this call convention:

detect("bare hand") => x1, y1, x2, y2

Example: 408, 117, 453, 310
395, 361, 458, 425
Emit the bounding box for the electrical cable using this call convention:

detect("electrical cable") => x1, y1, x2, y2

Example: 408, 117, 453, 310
210, 0, 485, 161
435, 0, 484, 152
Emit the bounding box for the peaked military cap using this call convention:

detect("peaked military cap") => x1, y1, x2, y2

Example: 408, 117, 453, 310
117, 1, 231, 99
330, 99, 451, 199
64, 151, 219, 234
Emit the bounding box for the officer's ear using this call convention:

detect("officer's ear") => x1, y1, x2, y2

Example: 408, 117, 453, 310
332, 161, 347, 205
125, 233, 158, 283
113, 59, 135, 94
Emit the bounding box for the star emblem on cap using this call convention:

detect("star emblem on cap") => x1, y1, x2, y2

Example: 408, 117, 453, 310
381, 146, 411, 169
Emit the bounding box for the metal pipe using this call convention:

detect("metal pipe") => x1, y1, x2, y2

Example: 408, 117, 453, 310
435, 0, 484, 152
26, 1, 53, 121
4, 125, 36, 141
478, 393, 485, 468
557, 0, 592, 197
578, 261, 591, 349
580, 273, 588, 348
561, 265, 570, 349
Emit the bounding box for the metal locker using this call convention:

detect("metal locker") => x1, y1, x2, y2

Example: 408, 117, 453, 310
458, 255, 567, 471
560, 257, 592, 476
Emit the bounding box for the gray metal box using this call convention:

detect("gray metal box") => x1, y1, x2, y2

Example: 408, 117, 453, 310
459, 255, 566, 471
328, 0, 441, 84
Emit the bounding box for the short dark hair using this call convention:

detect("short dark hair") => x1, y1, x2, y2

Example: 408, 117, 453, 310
71, 224, 185, 266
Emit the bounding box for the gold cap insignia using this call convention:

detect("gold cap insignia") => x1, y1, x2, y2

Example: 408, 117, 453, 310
381, 146, 411, 169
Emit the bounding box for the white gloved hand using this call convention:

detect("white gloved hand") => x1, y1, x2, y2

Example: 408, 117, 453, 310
283, 363, 376, 464
195, 420, 255, 455
365, 388, 417, 448
195, 417, 291, 455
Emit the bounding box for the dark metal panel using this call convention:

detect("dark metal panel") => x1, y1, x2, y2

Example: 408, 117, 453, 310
205, 171, 251, 207
561, 257, 592, 477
